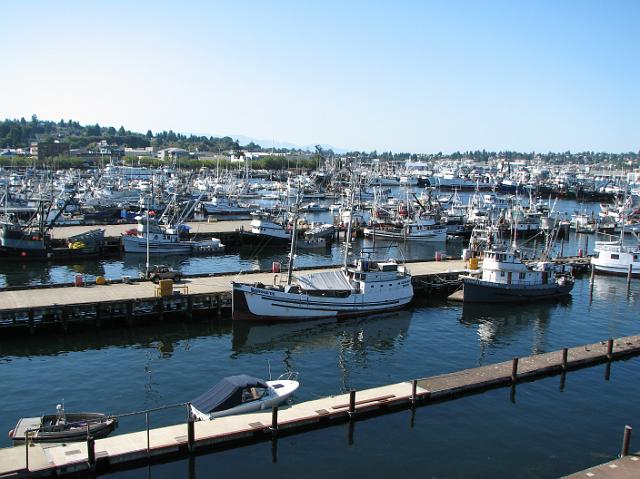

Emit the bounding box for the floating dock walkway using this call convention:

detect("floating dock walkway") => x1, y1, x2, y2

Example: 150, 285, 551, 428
0, 259, 466, 335
1, 334, 639, 478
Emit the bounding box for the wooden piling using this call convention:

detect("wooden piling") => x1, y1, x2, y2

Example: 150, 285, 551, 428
95, 304, 101, 329
348, 390, 356, 417
187, 296, 193, 320
271, 406, 278, 435
621, 425, 632, 457
562, 348, 568, 370
146, 412, 150, 456
607, 338, 614, 360
87, 435, 96, 472
216, 295, 222, 318
411, 379, 418, 405
628, 264, 633, 291
28, 309, 35, 336
187, 403, 195, 453
511, 357, 519, 383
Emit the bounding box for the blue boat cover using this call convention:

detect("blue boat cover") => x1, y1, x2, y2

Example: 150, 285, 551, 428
190, 375, 268, 413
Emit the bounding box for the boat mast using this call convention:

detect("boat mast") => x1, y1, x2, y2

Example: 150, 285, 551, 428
145, 193, 150, 277
286, 187, 301, 285
343, 186, 355, 268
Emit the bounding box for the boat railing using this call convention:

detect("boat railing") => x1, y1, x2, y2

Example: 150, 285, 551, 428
277, 371, 299, 381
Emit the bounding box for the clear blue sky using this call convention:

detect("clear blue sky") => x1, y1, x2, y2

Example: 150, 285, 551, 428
2, 0, 638, 153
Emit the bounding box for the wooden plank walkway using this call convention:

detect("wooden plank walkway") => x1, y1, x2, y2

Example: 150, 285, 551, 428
0, 259, 468, 312
1, 334, 639, 478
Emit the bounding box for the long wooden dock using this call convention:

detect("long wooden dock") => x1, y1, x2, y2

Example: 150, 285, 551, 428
0, 259, 467, 335
1, 334, 639, 478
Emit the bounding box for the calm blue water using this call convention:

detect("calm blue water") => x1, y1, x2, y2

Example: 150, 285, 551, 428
1, 195, 638, 477
1, 273, 639, 477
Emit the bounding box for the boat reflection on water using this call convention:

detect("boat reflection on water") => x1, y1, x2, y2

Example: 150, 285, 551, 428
232, 310, 413, 355
459, 297, 572, 360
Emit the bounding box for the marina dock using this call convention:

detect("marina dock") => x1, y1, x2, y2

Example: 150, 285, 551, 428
0, 259, 467, 335
1, 334, 639, 478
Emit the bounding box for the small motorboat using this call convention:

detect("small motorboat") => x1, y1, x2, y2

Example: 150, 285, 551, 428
189, 373, 299, 421
9, 404, 118, 443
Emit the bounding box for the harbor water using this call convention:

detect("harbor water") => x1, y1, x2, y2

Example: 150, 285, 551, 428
1, 197, 638, 477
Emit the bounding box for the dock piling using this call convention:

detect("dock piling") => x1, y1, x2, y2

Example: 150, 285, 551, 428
25, 431, 30, 471
348, 390, 356, 418
511, 357, 519, 383
411, 379, 418, 405
271, 406, 278, 435
621, 425, 632, 457
187, 403, 195, 453
562, 348, 568, 370
607, 338, 614, 360
146, 412, 150, 456
87, 435, 96, 472
628, 264, 633, 292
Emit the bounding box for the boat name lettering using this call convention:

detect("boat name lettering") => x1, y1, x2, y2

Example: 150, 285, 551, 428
251, 287, 274, 296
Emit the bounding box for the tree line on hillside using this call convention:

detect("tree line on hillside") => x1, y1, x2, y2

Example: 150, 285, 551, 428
1, 116, 638, 168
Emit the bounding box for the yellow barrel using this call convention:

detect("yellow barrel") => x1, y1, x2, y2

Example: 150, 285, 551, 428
95, 276, 106, 285
468, 257, 479, 270
159, 279, 173, 297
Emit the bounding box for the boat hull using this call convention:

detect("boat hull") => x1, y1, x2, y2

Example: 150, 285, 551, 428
232, 282, 413, 321
460, 277, 574, 303
122, 235, 193, 255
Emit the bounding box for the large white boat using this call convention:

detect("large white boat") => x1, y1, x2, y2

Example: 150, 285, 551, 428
240, 212, 292, 245
122, 215, 225, 255
457, 247, 574, 303
189, 374, 299, 420
233, 207, 414, 321
591, 240, 640, 276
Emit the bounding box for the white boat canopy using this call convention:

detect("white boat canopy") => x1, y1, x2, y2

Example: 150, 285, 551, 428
296, 270, 352, 291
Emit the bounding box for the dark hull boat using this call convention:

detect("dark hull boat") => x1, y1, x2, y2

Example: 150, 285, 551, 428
9, 412, 118, 443
461, 276, 574, 303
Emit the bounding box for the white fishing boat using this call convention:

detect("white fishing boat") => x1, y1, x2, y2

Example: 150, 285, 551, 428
189, 374, 299, 420
122, 215, 225, 255
363, 216, 447, 242
240, 211, 292, 244
232, 206, 414, 321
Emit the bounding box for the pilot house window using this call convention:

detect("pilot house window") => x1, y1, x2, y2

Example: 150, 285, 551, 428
611, 254, 619, 260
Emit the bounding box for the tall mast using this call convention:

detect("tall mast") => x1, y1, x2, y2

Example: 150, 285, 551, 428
286, 188, 301, 285
343, 186, 355, 268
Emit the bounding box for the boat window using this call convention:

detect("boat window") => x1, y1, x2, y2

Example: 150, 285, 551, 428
611, 254, 619, 260
519, 272, 526, 279
500, 271, 505, 277
242, 387, 266, 402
